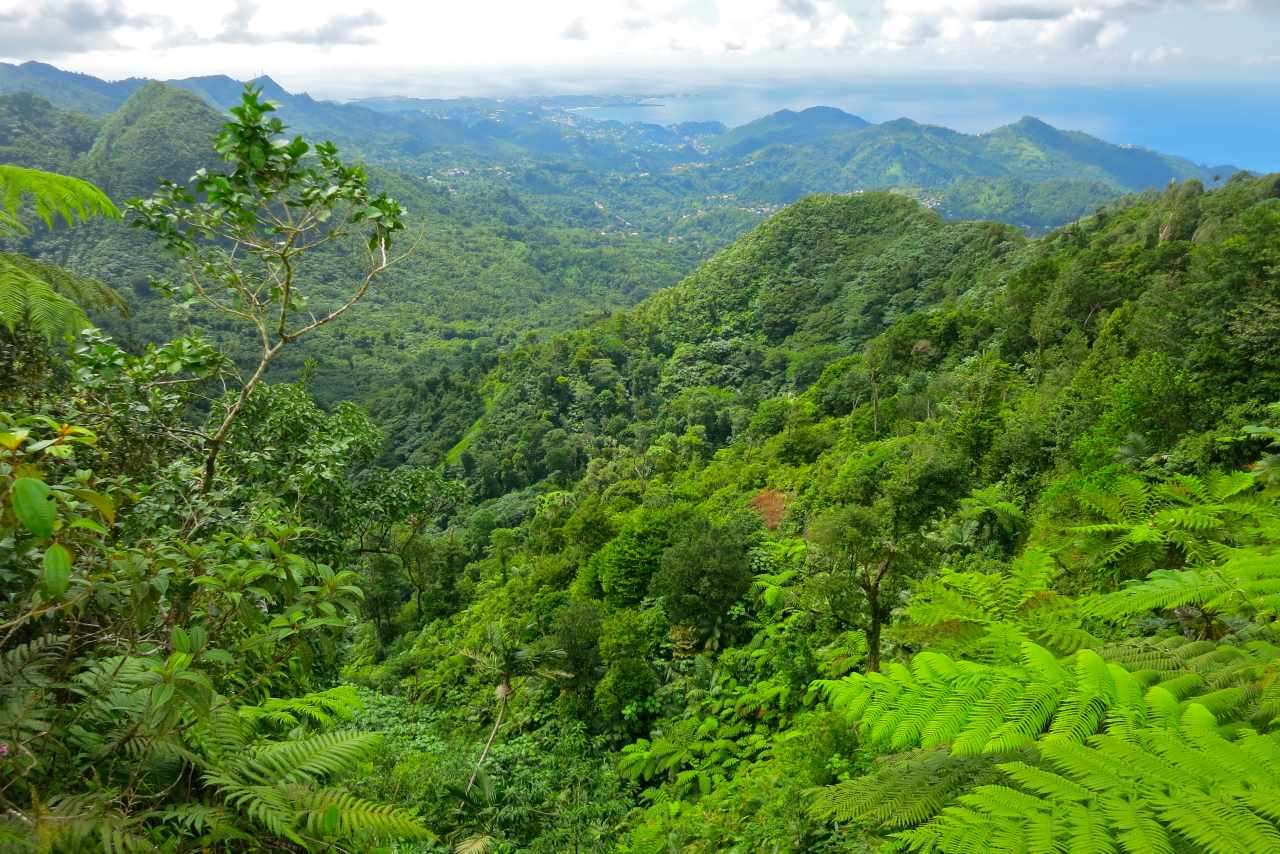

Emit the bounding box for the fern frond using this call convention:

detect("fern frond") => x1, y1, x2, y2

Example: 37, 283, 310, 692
297, 788, 432, 842
239, 684, 362, 731
808, 749, 1009, 830
244, 730, 381, 785
0, 256, 91, 340
0, 164, 117, 234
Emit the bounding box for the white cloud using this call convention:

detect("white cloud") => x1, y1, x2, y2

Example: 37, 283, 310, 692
561, 17, 589, 40
162, 0, 384, 47
878, 0, 1274, 51
0, 0, 162, 56
1132, 44, 1184, 62
1, 0, 1275, 95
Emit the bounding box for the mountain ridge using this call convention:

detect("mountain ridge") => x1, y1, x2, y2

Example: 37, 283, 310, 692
0, 61, 1235, 188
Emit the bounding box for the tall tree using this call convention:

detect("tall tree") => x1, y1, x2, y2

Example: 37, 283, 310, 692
128, 86, 408, 492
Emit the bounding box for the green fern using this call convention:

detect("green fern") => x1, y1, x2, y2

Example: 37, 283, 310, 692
1087, 544, 1280, 624
297, 789, 434, 842
195, 695, 432, 846
893, 706, 1280, 854
239, 684, 362, 731
813, 629, 1280, 760
809, 749, 1011, 832
0, 164, 117, 235
1067, 473, 1278, 585
0, 166, 125, 340
896, 548, 1097, 659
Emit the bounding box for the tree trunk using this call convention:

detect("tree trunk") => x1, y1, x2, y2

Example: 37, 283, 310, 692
866, 585, 882, 672
869, 367, 880, 435
464, 685, 508, 797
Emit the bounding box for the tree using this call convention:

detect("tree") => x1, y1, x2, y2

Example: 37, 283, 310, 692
462, 624, 569, 798
651, 513, 753, 645
806, 501, 923, 672
128, 85, 407, 493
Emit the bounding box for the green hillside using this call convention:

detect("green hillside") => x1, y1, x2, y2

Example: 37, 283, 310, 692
82, 82, 224, 199
2, 62, 1237, 239
4, 82, 707, 459
343, 170, 1280, 851
3, 77, 1278, 854
711, 106, 870, 157
0, 92, 99, 170
0, 60, 145, 114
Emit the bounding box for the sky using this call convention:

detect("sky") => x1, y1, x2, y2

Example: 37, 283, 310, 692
1, 0, 1277, 97
1, 1, 1277, 169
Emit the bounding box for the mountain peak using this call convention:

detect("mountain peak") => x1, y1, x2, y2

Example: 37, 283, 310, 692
797, 105, 866, 123
248, 75, 290, 98
1000, 115, 1064, 139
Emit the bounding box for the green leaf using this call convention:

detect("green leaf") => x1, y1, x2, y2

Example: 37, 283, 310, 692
171, 626, 192, 653
42, 544, 71, 596
12, 477, 55, 537
0, 429, 28, 451
69, 517, 109, 535
70, 488, 116, 524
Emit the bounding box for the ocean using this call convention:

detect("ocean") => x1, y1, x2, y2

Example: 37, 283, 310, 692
583, 78, 1280, 174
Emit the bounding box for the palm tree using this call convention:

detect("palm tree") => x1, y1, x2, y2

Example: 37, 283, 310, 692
461, 623, 570, 798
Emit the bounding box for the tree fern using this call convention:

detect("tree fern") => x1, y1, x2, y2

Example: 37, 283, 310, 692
194, 695, 431, 846
1087, 544, 1280, 624
0, 255, 106, 340
0, 166, 125, 340
809, 749, 1011, 832
811, 463, 1280, 851
297, 789, 434, 843
893, 707, 1280, 854
1067, 472, 1278, 585
813, 631, 1280, 760
896, 548, 1097, 659
239, 684, 363, 731
0, 164, 117, 234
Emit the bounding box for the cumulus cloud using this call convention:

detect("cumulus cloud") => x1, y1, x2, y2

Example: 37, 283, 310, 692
561, 16, 590, 39
1131, 44, 1184, 62
875, 0, 1203, 51
779, 0, 820, 19
0, 0, 161, 56
609, 0, 859, 54
2, 0, 1273, 81
163, 0, 384, 47
875, 0, 1252, 51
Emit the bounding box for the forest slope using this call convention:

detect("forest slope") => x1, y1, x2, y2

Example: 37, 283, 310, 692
346, 171, 1280, 852
1, 84, 706, 458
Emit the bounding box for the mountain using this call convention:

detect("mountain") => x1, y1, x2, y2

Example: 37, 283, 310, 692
1, 63, 1235, 236
0, 60, 145, 114
981, 115, 1233, 186
81, 82, 223, 199
3, 81, 706, 445
7, 59, 1280, 854
710, 105, 870, 157
0, 92, 99, 171
440, 191, 1026, 491
741, 114, 1225, 197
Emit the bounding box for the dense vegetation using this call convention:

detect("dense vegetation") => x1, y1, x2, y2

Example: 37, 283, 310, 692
4, 75, 1280, 853
5, 63, 1238, 466
339, 168, 1280, 853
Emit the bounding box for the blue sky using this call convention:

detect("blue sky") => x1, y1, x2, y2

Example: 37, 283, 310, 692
1, 1, 1276, 168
